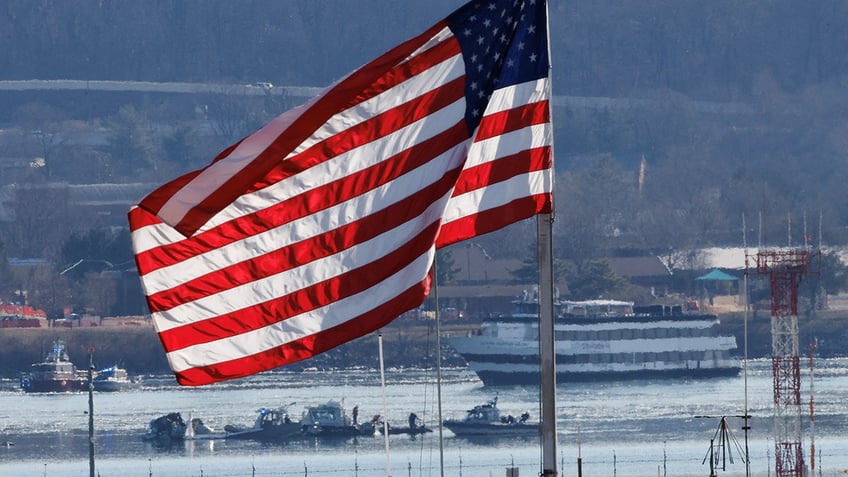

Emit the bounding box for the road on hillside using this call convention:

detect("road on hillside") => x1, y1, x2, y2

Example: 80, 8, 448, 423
0, 79, 753, 114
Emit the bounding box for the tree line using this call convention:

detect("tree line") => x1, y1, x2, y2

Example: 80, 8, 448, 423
3, 1, 848, 100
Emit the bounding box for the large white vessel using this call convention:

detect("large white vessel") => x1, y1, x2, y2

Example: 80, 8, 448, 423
444, 295, 740, 385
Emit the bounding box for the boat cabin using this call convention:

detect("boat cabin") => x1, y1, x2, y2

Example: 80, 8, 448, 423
301, 401, 351, 428
464, 398, 500, 423
257, 405, 295, 428
559, 299, 634, 317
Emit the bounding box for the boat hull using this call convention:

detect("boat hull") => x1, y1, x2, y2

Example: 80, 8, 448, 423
22, 377, 88, 393
387, 426, 432, 436
229, 424, 302, 441
474, 366, 741, 386
443, 421, 539, 437
92, 380, 138, 392
302, 423, 376, 438
92, 366, 138, 392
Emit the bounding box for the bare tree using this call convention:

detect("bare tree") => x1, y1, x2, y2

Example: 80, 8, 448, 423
554, 156, 637, 275
22, 264, 70, 317
106, 105, 160, 181
8, 184, 72, 259
83, 272, 118, 319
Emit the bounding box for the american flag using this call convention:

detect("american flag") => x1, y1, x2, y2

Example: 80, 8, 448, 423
129, 0, 552, 386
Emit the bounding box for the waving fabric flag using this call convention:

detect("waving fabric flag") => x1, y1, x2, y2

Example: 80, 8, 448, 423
129, 0, 553, 386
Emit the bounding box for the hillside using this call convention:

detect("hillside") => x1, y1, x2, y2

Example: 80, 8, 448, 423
3, 1, 847, 100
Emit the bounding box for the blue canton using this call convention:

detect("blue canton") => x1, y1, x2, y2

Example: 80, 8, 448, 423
448, 0, 549, 132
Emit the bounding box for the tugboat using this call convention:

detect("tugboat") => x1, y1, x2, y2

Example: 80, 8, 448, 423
20, 340, 88, 393
443, 397, 538, 437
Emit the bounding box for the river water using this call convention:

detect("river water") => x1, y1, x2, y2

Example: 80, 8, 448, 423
1, 358, 847, 477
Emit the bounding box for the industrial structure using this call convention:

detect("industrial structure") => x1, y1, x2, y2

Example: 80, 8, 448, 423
748, 248, 820, 477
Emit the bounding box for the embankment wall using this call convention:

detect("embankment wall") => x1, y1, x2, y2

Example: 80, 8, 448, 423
2, 312, 847, 379
0, 320, 473, 379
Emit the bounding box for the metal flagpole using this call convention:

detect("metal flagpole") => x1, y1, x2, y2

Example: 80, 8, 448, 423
742, 214, 751, 477
87, 347, 96, 477
378, 334, 392, 477
538, 213, 558, 476
433, 259, 445, 477
539, 1, 559, 474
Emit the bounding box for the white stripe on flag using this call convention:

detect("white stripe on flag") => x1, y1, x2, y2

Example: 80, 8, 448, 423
164, 248, 435, 372
442, 169, 551, 225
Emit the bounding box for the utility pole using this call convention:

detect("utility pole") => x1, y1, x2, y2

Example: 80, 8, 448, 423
87, 346, 96, 477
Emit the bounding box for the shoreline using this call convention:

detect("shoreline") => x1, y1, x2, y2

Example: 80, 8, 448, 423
0, 317, 475, 379
3, 310, 848, 379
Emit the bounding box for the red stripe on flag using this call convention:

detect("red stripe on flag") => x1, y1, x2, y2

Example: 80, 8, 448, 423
436, 194, 552, 247
453, 146, 551, 196
128, 206, 163, 230
474, 100, 550, 142
172, 278, 431, 386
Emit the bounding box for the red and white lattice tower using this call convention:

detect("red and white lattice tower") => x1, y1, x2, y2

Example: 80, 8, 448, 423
749, 249, 817, 477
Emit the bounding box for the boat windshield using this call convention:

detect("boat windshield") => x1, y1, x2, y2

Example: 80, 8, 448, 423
512, 302, 539, 315
561, 300, 634, 316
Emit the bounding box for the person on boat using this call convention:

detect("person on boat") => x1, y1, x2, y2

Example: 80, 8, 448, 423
352, 405, 359, 425
408, 412, 419, 430
519, 412, 530, 424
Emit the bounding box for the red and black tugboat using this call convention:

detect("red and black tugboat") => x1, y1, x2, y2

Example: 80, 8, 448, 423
20, 340, 88, 393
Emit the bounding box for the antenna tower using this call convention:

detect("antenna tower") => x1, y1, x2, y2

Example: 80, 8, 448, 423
747, 247, 820, 477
